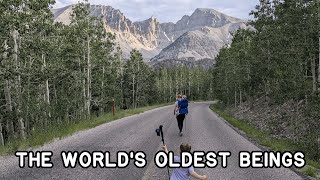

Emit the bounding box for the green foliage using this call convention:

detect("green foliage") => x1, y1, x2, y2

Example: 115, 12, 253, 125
303, 166, 317, 177
0, 1, 170, 148
210, 0, 320, 164
155, 66, 213, 102
123, 49, 158, 109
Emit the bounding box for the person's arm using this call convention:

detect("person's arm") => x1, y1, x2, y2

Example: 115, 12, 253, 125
174, 101, 177, 115
162, 144, 169, 154
190, 170, 207, 180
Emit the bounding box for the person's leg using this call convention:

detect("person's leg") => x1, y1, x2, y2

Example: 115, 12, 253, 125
177, 115, 183, 132
176, 115, 181, 131
180, 114, 185, 132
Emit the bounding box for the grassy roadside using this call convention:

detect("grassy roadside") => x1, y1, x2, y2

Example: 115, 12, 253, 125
0, 103, 172, 156
210, 103, 320, 179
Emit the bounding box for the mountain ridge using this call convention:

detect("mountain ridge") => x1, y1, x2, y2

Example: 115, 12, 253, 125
52, 4, 248, 63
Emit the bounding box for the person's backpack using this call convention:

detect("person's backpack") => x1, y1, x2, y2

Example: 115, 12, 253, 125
178, 99, 188, 114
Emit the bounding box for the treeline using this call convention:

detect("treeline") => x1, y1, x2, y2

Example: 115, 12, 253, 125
211, 0, 319, 160
155, 66, 214, 102
0, 0, 125, 145
0, 1, 210, 147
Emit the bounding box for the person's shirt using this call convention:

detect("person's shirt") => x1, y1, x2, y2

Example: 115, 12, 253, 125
175, 100, 180, 115
170, 156, 194, 180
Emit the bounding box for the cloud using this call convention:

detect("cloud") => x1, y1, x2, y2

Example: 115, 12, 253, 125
52, 0, 260, 22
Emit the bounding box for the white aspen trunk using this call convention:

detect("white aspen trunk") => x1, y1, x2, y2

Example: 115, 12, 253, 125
197, 75, 200, 96
132, 61, 136, 109
43, 55, 50, 106
25, 56, 32, 135
42, 53, 51, 122
163, 71, 166, 102
311, 56, 317, 92
120, 65, 124, 109
101, 66, 105, 113
169, 78, 172, 102
83, 69, 86, 117
2, 40, 8, 59
227, 87, 230, 106
188, 71, 191, 98
4, 80, 13, 112
234, 88, 237, 108
180, 70, 183, 94
87, 37, 91, 117
12, 30, 25, 139
135, 62, 140, 108
0, 123, 4, 146
132, 74, 135, 108
240, 90, 243, 106
175, 71, 178, 95
163, 77, 166, 102
164, 71, 167, 102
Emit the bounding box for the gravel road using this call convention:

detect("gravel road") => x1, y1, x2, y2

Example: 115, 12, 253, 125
0, 102, 303, 180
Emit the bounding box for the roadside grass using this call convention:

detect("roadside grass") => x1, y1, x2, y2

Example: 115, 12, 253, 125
210, 103, 320, 179
0, 103, 172, 155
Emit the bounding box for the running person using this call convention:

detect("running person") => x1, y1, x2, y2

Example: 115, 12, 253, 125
177, 95, 188, 136
162, 144, 207, 180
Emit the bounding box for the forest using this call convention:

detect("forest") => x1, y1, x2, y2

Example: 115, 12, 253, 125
211, 0, 320, 162
0, 1, 209, 147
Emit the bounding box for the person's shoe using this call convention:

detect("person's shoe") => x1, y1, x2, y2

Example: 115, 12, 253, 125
180, 131, 183, 136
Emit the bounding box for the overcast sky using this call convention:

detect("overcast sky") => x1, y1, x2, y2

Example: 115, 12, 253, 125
53, 0, 260, 23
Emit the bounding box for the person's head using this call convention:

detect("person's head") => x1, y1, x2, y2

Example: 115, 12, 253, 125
180, 143, 192, 152
182, 95, 187, 99
176, 94, 182, 100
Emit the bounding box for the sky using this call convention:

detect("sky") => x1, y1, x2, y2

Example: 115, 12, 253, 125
53, 0, 260, 23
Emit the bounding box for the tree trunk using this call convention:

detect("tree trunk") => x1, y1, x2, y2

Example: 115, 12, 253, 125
135, 62, 140, 108
86, 37, 91, 117
240, 90, 243, 106
175, 71, 178, 95
25, 57, 32, 136
42, 53, 51, 126
120, 64, 124, 109
180, 69, 183, 94
197, 74, 200, 97
0, 123, 4, 146
318, 0, 320, 88
132, 62, 136, 108
248, 87, 254, 110
4, 79, 14, 140
83, 70, 86, 118
169, 78, 173, 102
18, 118, 25, 140
12, 30, 25, 139
266, 40, 271, 104
188, 71, 191, 98
100, 66, 105, 113
234, 88, 237, 108
4, 80, 13, 112
311, 56, 317, 93
132, 72, 135, 109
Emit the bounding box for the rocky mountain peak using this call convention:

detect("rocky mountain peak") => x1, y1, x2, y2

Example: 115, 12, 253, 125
194, 8, 221, 14
52, 5, 248, 62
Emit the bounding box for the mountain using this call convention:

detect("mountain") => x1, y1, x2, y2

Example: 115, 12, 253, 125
151, 22, 248, 62
52, 5, 248, 63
